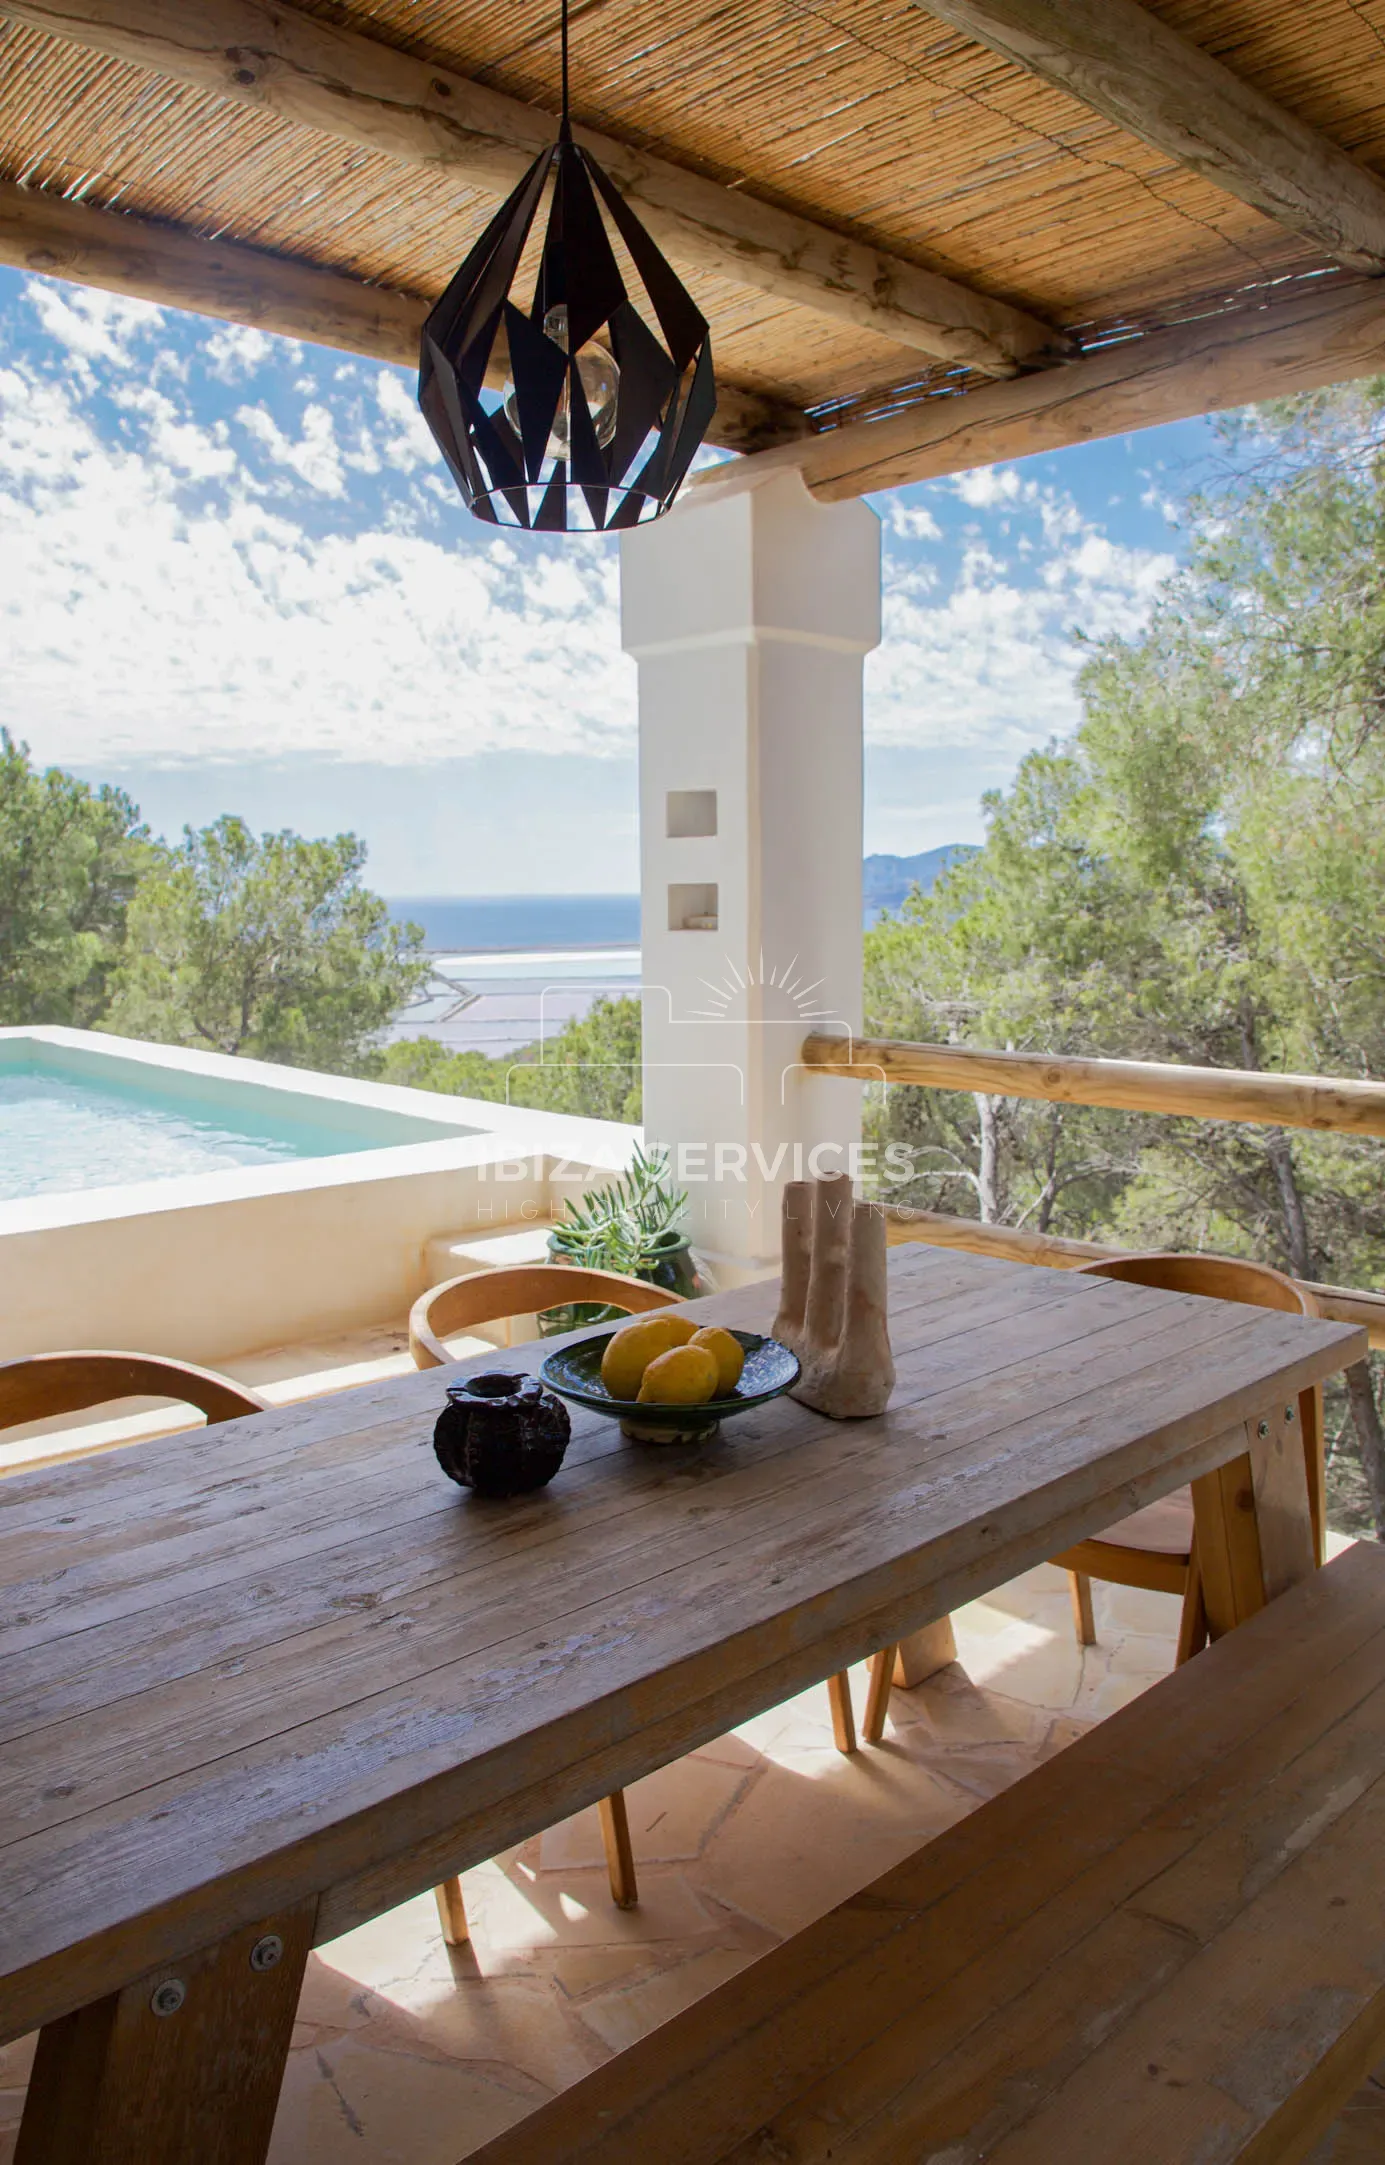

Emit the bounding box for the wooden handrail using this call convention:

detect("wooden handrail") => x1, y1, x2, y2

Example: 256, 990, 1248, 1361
802, 1032, 1385, 1140
884, 1206, 1385, 1351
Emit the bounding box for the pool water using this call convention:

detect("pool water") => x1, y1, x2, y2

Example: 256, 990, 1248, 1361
0, 1067, 453, 1201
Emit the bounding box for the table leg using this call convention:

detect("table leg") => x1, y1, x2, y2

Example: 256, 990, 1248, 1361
861, 1618, 959, 1744
15, 1900, 316, 2165
598, 1792, 639, 1910
1191, 1402, 1317, 1640
894, 1616, 957, 1687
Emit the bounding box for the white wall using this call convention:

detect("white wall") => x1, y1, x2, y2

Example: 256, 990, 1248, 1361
622, 468, 881, 1283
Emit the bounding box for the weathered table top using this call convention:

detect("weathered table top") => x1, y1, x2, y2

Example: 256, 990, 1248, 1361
0, 1246, 1363, 2043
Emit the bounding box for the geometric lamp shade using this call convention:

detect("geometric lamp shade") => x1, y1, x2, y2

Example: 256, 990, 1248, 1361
419, 130, 715, 533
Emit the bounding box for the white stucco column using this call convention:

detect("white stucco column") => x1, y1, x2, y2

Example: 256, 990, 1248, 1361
620, 467, 881, 1285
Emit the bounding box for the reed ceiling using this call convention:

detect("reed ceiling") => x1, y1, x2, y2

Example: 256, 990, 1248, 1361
1, 0, 1384, 435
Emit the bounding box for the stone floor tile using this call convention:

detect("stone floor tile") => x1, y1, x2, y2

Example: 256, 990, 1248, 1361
1102, 1626, 1179, 1677
576, 1947, 758, 2054
904, 1737, 1070, 1806
693, 1752, 969, 1938
455, 1858, 717, 1966
346, 1975, 605, 2095
1095, 1580, 1186, 1639
953, 1605, 1084, 1709
539, 1752, 754, 1870
317, 1892, 451, 2001
548, 1947, 663, 2001
696, 1729, 765, 1770
268, 2032, 539, 2165
1075, 1666, 1170, 1722
882, 1665, 1047, 1748
729, 1678, 859, 1757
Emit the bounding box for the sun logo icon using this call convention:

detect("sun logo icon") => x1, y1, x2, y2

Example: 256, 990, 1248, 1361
689, 952, 838, 1026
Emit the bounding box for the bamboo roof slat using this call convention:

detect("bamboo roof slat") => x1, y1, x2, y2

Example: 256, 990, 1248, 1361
0, 0, 1383, 433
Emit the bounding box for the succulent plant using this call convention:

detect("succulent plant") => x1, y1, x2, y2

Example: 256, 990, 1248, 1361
548, 1143, 689, 1279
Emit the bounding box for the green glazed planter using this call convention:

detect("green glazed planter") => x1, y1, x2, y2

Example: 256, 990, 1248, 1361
537, 1232, 703, 1337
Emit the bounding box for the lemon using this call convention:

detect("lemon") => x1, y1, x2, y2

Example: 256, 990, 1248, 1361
637, 1344, 720, 1405
690, 1325, 745, 1396
599, 1313, 697, 1400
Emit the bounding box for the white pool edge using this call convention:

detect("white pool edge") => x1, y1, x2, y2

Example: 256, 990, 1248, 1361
0, 1028, 640, 1364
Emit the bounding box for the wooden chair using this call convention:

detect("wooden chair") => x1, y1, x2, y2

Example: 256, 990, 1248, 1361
409, 1262, 679, 1369
411, 1263, 864, 1945
1049, 1251, 1325, 1664
0, 1350, 266, 1431
853, 1251, 1327, 1735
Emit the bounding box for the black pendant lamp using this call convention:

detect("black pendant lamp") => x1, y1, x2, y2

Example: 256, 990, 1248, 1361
418, 0, 715, 533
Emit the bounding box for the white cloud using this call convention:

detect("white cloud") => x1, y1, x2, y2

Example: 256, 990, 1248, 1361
0, 281, 1179, 798
22, 281, 165, 371
235, 401, 346, 495
204, 325, 277, 383
870, 479, 1175, 762
954, 465, 1021, 508
0, 354, 632, 767
113, 384, 235, 481
885, 500, 942, 540
374, 369, 441, 473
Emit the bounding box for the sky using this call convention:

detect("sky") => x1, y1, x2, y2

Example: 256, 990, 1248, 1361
0, 264, 1226, 894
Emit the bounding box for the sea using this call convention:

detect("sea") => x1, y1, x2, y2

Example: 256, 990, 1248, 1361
388, 894, 640, 952
384, 894, 642, 1058
382, 885, 918, 1058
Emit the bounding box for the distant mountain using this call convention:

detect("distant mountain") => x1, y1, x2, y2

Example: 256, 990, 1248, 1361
863, 845, 976, 918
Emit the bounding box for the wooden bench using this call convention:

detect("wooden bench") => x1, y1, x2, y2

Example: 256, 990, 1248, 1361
468, 1542, 1385, 2165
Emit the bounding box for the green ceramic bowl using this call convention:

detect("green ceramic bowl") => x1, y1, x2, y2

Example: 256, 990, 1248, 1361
540, 1327, 799, 1443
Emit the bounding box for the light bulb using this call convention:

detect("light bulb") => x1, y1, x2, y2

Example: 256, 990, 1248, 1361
503, 303, 620, 460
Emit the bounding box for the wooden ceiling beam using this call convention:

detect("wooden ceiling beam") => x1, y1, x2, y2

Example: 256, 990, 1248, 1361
694, 277, 1385, 500
917, 0, 1385, 276
0, 0, 1069, 377
0, 180, 807, 453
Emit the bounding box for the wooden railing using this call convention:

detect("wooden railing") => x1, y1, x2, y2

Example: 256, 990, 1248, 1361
798, 1031, 1385, 1349
800, 1033, 1385, 1140
880, 1205, 1385, 1350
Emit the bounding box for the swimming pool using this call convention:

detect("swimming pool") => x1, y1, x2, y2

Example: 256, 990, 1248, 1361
0, 1041, 470, 1202
0, 1027, 639, 1369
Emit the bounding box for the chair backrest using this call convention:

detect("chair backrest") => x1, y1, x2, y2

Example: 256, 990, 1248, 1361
410, 1265, 680, 1370
1075, 1250, 1318, 1317
1077, 1250, 1325, 1560
0, 1351, 267, 1432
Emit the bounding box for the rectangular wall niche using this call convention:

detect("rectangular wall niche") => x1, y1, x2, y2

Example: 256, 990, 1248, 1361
666, 789, 717, 838
668, 883, 718, 932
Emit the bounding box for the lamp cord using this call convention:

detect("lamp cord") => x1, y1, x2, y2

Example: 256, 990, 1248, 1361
559, 0, 571, 138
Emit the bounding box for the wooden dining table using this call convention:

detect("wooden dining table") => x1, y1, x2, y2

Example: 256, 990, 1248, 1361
0, 1244, 1366, 2163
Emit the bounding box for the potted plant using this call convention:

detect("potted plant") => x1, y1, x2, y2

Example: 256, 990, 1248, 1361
541, 1145, 701, 1334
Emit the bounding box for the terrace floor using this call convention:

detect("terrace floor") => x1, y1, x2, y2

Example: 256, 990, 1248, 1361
3, 1540, 1382, 2162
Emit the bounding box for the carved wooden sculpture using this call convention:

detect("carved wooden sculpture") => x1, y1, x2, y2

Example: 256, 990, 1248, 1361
772, 1175, 895, 1417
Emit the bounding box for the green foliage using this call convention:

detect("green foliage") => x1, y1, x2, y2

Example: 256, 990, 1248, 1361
378, 994, 643, 1123
865, 379, 1385, 1529
548, 1142, 687, 1277
370, 1034, 513, 1103
104, 815, 427, 1072
0, 732, 151, 1025
513, 994, 643, 1123
869, 381, 1385, 1273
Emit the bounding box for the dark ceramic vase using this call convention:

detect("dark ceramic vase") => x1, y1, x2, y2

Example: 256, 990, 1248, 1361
433, 1372, 571, 1498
